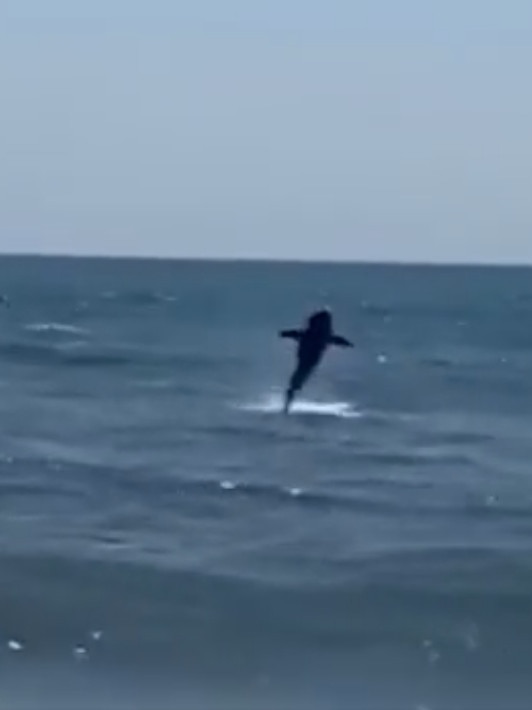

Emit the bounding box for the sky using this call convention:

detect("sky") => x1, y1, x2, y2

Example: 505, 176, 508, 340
0, 0, 531, 263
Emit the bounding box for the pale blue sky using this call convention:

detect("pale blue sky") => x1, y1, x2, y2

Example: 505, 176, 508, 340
1, 1, 531, 262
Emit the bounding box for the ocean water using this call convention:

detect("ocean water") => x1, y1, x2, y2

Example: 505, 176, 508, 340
1, 256, 532, 709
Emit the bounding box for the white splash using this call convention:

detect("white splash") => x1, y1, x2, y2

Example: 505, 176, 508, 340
238, 393, 361, 419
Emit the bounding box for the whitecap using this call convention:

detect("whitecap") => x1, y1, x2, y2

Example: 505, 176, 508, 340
73, 645, 88, 661
25, 322, 89, 336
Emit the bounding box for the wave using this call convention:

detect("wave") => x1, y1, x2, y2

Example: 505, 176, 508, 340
24, 322, 89, 336
98, 290, 177, 306
0, 338, 242, 378
2, 546, 532, 674
0, 452, 382, 515
0, 342, 132, 368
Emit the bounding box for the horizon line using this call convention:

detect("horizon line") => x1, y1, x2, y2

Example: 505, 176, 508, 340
0, 251, 531, 269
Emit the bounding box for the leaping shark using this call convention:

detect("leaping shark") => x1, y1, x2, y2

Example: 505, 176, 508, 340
279, 308, 353, 413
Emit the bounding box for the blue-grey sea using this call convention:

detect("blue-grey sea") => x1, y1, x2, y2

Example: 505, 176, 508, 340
1, 256, 532, 709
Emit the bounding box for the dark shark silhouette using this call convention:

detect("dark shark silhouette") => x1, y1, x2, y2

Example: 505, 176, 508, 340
279, 308, 353, 413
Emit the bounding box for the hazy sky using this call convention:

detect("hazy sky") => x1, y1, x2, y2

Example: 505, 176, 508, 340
1, 0, 531, 263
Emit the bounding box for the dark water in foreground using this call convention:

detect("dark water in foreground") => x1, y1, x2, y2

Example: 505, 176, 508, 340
1, 256, 532, 709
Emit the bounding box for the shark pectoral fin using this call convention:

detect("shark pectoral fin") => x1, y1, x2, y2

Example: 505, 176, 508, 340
330, 334, 354, 348
279, 329, 302, 340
